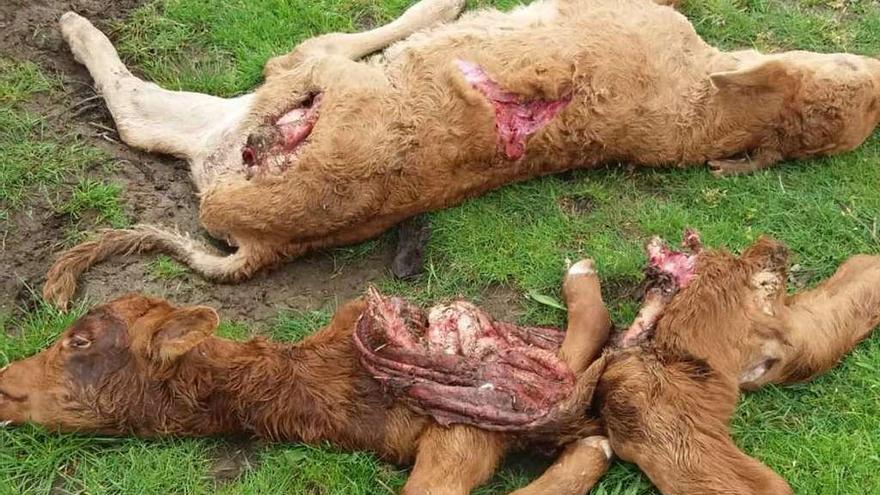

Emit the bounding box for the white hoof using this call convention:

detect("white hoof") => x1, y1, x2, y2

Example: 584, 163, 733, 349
567, 259, 596, 277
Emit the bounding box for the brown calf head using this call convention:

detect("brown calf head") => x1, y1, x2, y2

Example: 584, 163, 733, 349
0, 294, 222, 434
712, 53, 880, 158
650, 235, 791, 385
598, 235, 797, 494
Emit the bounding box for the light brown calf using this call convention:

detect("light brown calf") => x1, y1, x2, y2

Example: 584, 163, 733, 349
1, 261, 612, 494
43, 0, 880, 307
595, 237, 880, 494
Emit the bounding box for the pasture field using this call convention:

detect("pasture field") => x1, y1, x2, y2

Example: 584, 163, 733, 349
1, 0, 878, 493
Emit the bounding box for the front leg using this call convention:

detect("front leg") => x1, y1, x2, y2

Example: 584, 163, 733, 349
708, 148, 783, 177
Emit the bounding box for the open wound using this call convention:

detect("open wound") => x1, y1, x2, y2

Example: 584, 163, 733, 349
619, 229, 702, 347
242, 93, 323, 178
457, 60, 570, 160
353, 287, 575, 431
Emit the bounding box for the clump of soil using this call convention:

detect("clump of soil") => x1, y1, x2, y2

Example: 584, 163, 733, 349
558, 193, 595, 217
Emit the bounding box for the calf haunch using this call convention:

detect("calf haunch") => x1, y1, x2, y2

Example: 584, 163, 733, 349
353, 288, 575, 431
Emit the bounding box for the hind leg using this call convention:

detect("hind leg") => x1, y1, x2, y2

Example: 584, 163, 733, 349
599, 353, 793, 494
59, 12, 251, 189
559, 259, 612, 373
403, 424, 505, 495
510, 436, 612, 495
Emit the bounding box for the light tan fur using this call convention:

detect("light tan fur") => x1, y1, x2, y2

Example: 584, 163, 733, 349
43, 0, 880, 308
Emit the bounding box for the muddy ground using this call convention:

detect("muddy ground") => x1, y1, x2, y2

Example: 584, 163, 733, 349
0, 0, 408, 322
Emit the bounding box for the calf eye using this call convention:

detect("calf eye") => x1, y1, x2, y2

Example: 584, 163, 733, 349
66, 335, 92, 349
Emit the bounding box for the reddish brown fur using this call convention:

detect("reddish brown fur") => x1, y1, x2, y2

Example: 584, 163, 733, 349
596, 239, 880, 494
2, 261, 612, 494
8, 241, 880, 493
43, 0, 880, 307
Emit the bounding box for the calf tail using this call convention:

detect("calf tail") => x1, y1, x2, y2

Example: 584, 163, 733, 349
43, 225, 277, 309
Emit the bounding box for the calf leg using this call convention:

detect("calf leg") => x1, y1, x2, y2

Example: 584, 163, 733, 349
508, 436, 612, 495
559, 259, 612, 373
403, 424, 505, 495
762, 255, 880, 386
509, 260, 613, 494
598, 352, 793, 495
60, 12, 251, 169
264, 0, 466, 77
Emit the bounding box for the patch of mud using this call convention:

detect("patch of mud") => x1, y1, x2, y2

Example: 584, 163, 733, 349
0, 0, 402, 323
601, 275, 642, 306
210, 439, 260, 487
558, 193, 595, 217
79, 246, 395, 322
475, 285, 525, 322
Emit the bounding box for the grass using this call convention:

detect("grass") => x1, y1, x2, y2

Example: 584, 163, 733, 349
59, 179, 129, 229
1, 0, 879, 493
148, 255, 190, 281
0, 58, 127, 232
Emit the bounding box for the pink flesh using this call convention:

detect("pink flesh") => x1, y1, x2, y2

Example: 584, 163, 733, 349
457, 60, 570, 160
620, 229, 702, 347
241, 94, 323, 176
645, 236, 698, 289
353, 288, 574, 431
275, 94, 322, 149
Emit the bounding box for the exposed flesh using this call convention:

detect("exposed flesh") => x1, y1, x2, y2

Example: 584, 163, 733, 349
241, 93, 323, 178
619, 229, 702, 347
457, 60, 570, 160
353, 287, 575, 430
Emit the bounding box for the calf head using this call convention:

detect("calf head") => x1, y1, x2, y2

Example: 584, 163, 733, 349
648, 234, 792, 385
0, 294, 222, 435
598, 234, 797, 494
712, 52, 880, 158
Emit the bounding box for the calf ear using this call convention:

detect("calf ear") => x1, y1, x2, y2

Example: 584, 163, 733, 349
149, 306, 220, 363
710, 59, 796, 92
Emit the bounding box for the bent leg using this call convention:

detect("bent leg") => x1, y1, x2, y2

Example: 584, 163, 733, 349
508, 436, 612, 495
403, 424, 505, 495
60, 12, 250, 163
264, 0, 466, 77
559, 259, 612, 373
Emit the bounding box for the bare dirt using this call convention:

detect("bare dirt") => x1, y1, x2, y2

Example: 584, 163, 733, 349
0, 0, 399, 322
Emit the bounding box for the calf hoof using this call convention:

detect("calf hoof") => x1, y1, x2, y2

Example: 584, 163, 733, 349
562, 258, 601, 304
392, 216, 432, 279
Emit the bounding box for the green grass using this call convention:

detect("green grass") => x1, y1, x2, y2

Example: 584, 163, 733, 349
148, 254, 190, 281
59, 179, 130, 229
0, 58, 127, 232
1, 0, 879, 493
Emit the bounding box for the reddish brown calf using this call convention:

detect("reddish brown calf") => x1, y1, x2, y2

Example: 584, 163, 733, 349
595, 237, 880, 494
0, 260, 612, 494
